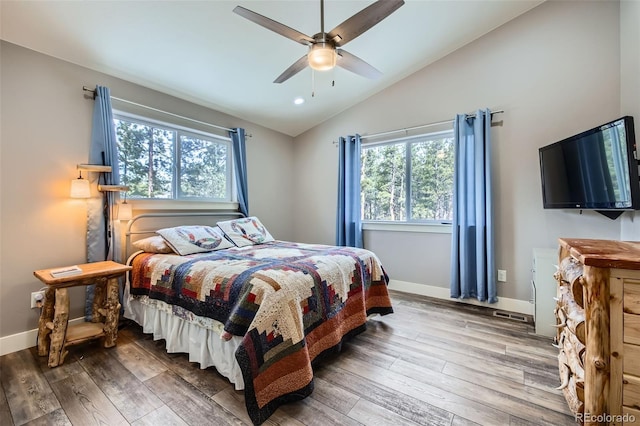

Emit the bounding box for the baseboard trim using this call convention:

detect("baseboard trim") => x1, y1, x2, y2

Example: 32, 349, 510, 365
388, 279, 533, 315
1, 281, 532, 356
0, 317, 85, 356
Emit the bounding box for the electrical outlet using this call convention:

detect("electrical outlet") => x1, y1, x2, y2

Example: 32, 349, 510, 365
497, 269, 507, 282
31, 291, 45, 309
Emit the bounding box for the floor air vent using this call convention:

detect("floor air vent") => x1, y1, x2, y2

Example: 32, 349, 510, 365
493, 310, 528, 322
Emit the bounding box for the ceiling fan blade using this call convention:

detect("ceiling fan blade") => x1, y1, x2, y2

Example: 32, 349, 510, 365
328, 0, 404, 47
233, 6, 314, 45
336, 49, 382, 80
274, 55, 309, 84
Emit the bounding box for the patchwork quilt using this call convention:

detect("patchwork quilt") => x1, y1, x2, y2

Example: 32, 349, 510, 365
129, 241, 393, 424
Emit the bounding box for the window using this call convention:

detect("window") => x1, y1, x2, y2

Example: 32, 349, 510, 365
114, 113, 232, 201
361, 130, 454, 222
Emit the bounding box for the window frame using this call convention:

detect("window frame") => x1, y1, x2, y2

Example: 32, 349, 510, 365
113, 110, 235, 204
361, 128, 455, 227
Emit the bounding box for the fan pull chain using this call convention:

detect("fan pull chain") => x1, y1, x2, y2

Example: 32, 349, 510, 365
312, 69, 315, 98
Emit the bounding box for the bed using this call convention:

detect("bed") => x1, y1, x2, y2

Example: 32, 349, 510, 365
122, 212, 393, 424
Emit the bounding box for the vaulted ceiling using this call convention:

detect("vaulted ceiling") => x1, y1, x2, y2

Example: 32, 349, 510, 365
1, 0, 543, 136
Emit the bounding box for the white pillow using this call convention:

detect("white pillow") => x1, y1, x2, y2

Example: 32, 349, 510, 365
157, 225, 234, 256
217, 216, 274, 247
132, 235, 175, 254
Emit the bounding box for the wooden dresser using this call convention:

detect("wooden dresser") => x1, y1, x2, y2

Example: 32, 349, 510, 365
556, 238, 640, 425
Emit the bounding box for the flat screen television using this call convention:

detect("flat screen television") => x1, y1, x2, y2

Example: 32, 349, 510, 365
538, 116, 639, 219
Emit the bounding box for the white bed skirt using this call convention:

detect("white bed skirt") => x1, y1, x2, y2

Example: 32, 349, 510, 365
123, 290, 245, 390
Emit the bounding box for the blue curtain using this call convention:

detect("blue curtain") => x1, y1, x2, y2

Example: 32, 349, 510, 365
336, 135, 363, 248
230, 128, 249, 217
450, 109, 497, 303
85, 85, 121, 319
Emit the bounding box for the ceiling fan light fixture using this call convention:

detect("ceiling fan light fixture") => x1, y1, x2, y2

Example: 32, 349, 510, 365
307, 43, 337, 71
234, 0, 405, 83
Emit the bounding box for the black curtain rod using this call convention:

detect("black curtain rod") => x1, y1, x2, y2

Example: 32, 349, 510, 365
82, 86, 245, 135
359, 110, 504, 140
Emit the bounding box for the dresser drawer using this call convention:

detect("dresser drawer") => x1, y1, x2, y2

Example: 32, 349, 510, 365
626, 344, 640, 377
625, 313, 640, 345
625, 283, 640, 315
622, 406, 640, 425
623, 374, 640, 409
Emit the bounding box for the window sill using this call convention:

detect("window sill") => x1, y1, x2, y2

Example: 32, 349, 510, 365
362, 221, 452, 234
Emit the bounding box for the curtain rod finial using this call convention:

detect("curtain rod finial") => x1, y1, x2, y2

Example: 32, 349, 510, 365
82, 86, 97, 99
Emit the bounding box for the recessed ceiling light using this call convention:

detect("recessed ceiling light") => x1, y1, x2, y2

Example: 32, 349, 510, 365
293, 97, 305, 105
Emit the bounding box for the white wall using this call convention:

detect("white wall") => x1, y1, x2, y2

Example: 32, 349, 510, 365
619, 0, 640, 240
620, 0, 640, 121
291, 0, 626, 303
0, 41, 294, 338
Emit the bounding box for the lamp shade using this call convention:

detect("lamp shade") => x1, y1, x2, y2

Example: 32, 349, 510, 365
118, 203, 133, 221
70, 178, 91, 198
308, 43, 337, 71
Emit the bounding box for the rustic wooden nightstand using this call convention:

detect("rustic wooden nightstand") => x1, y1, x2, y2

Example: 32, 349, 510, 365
33, 260, 132, 367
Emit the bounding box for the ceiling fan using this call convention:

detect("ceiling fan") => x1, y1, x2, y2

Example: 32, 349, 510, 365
233, 0, 405, 84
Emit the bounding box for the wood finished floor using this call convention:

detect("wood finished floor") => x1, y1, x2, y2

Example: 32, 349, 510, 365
0, 291, 576, 426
